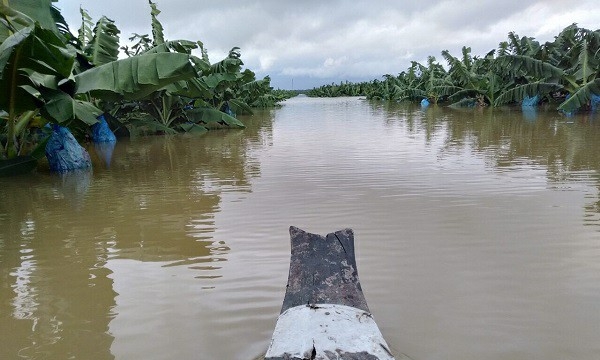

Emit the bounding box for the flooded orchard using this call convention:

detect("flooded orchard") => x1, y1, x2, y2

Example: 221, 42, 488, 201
1, 96, 599, 360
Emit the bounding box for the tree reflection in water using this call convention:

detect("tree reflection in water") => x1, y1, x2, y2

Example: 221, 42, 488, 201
0, 110, 274, 359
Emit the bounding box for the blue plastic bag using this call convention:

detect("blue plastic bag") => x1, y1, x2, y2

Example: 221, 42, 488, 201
221, 102, 236, 117
522, 95, 539, 107
420, 98, 430, 107
591, 94, 600, 111
91, 115, 117, 143
45, 125, 92, 172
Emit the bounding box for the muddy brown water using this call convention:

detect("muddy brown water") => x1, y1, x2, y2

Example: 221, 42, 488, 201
1, 96, 599, 360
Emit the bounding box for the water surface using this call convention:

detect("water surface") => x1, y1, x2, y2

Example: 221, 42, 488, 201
1, 97, 599, 360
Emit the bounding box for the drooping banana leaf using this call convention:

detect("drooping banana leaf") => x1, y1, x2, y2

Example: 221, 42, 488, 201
494, 55, 565, 80
126, 114, 177, 136
0, 4, 33, 43
431, 85, 464, 97
190, 55, 211, 73
0, 0, 56, 39
74, 52, 197, 100
165, 77, 211, 99
42, 90, 102, 125
0, 26, 37, 115
558, 79, 600, 112
398, 87, 427, 101
447, 88, 483, 102
228, 98, 253, 115
185, 108, 244, 128
178, 122, 208, 134
0, 25, 75, 114
208, 57, 243, 75
202, 73, 238, 89
494, 82, 563, 106
50, 3, 75, 45
143, 39, 197, 54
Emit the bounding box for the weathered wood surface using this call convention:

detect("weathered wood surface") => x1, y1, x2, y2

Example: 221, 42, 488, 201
265, 226, 395, 360
280, 226, 369, 313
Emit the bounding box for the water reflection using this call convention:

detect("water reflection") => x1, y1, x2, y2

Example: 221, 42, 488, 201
0, 109, 274, 359
2, 98, 599, 359
521, 106, 538, 122
51, 169, 93, 211
0, 200, 116, 360
371, 101, 600, 224
92, 142, 117, 168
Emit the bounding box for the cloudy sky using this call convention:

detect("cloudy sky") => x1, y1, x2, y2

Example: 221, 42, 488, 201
55, 0, 599, 90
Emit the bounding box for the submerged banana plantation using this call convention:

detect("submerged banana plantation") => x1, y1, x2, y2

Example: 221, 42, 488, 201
308, 24, 600, 112
0, 0, 288, 175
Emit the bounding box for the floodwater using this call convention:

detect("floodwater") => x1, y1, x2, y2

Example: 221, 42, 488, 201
1, 96, 600, 360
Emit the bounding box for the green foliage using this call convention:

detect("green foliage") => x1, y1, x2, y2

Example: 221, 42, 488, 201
0, 0, 296, 174
494, 82, 563, 106
148, 0, 165, 46
307, 24, 600, 113
1, 0, 58, 41
85, 16, 120, 66
186, 107, 245, 128
78, 7, 94, 46
0, 12, 101, 159
94, 1, 280, 136
558, 78, 600, 112
74, 52, 197, 100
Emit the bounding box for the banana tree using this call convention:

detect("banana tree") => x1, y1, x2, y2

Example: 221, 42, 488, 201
383, 58, 447, 103
1, 3, 205, 175
236, 75, 279, 109
433, 47, 505, 106
494, 25, 600, 111
0, 8, 101, 162
557, 29, 600, 111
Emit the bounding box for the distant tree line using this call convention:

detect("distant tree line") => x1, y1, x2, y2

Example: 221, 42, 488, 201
307, 24, 600, 112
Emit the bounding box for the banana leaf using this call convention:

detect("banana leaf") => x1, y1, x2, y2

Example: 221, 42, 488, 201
228, 98, 253, 115
143, 40, 198, 55
77, 7, 94, 46
0, 26, 39, 115
126, 116, 178, 136
558, 79, 600, 112
85, 16, 120, 66
0, 25, 76, 116
495, 55, 565, 81
165, 77, 211, 98
202, 73, 238, 89
571, 39, 594, 83
74, 52, 197, 100
149, 0, 165, 45
0, 1, 56, 42
185, 108, 245, 128
179, 123, 208, 134
42, 90, 102, 125
495, 82, 563, 106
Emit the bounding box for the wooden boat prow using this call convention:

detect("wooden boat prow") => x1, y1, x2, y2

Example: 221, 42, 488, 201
264, 226, 395, 360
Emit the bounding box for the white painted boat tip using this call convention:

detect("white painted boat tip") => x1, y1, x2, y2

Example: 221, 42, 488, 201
265, 304, 395, 359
